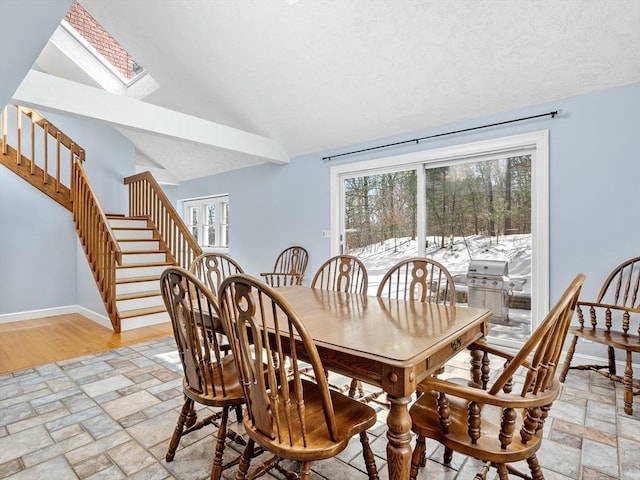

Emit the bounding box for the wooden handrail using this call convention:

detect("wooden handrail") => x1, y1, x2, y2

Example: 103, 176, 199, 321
2, 104, 123, 332
1, 104, 84, 209
74, 161, 123, 332
124, 171, 202, 269
17, 106, 85, 158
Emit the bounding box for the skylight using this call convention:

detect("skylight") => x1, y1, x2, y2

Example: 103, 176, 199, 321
64, 1, 144, 85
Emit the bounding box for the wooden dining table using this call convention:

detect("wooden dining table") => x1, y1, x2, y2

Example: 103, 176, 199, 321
268, 286, 492, 480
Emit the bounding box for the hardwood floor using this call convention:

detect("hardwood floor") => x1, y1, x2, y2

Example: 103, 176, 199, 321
0, 313, 173, 375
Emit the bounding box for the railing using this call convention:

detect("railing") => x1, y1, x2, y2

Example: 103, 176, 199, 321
74, 161, 123, 332
1, 105, 85, 209
1, 104, 123, 332
124, 171, 202, 269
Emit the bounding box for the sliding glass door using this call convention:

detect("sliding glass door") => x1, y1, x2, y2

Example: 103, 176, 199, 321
333, 132, 547, 344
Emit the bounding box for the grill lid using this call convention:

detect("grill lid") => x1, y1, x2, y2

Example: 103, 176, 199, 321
467, 259, 509, 278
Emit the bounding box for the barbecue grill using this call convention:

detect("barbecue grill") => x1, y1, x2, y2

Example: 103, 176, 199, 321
467, 259, 512, 322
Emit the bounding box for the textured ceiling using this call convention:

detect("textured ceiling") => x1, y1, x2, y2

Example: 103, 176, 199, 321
47, 0, 640, 180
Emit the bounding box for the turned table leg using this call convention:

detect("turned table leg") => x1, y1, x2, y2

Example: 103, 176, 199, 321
386, 394, 413, 480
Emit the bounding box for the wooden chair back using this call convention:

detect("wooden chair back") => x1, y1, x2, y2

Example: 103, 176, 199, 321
160, 267, 246, 479
189, 252, 244, 297
489, 273, 585, 395
219, 273, 338, 442
261, 245, 309, 286
310, 254, 368, 398
311, 254, 368, 294
560, 256, 640, 414
218, 275, 381, 479
590, 255, 640, 318
377, 257, 455, 304
160, 267, 240, 399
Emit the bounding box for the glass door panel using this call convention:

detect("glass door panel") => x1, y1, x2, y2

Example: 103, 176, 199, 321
424, 156, 532, 340
342, 170, 418, 295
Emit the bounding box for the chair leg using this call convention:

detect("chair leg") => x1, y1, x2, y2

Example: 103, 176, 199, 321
348, 378, 359, 398
359, 432, 379, 480
357, 380, 366, 398
410, 436, 426, 480
624, 350, 634, 415
608, 346, 617, 376
166, 397, 194, 461
235, 405, 243, 423
234, 438, 254, 480
300, 461, 312, 480
559, 335, 578, 382
526, 453, 545, 480
473, 461, 491, 480
443, 447, 453, 465
496, 463, 509, 480
210, 406, 229, 480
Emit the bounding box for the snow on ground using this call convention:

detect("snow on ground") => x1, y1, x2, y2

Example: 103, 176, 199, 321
348, 234, 533, 340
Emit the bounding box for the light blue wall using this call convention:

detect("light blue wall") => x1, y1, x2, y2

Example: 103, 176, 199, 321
0, 167, 77, 314
0, 111, 135, 316
3, 82, 638, 350
0, 0, 73, 109
171, 83, 640, 302
167, 156, 329, 281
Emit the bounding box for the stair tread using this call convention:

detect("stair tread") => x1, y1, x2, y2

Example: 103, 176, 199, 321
106, 214, 147, 219
116, 290, 162, 301
120, 305, 166, 319
116, 275, 161, 284
120, 250, 166, 255
112, 226, 154, 231
117, 238, 159, 242
117, 262, 174, 269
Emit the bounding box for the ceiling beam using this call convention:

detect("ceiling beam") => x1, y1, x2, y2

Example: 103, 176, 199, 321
13, 70, 290, 164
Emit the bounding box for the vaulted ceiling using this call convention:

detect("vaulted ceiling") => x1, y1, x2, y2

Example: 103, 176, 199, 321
6, 0, 640, 183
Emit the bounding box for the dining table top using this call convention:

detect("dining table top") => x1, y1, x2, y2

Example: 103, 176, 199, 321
269, 285, 491, 368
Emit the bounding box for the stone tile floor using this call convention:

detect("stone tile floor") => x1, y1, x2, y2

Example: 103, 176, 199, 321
0, 337, 638, 480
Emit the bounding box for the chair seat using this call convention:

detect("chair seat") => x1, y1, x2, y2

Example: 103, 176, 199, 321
569, 326, 640, 351
183, 354, 246, 407
409, 389, 544, 464
243, 379, 377, 461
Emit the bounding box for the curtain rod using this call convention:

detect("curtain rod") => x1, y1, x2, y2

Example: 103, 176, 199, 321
322, 109, 560, 162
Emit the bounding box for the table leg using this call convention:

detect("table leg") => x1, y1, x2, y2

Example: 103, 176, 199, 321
386, 394, 413, 480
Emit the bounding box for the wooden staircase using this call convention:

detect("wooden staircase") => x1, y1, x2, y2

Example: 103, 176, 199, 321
109, 215, 173, 329
1, 104, 201, 332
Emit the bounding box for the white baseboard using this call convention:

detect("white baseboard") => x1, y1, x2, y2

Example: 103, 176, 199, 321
0, 305, 169, 333
75, 306, 112, 329
0, 305, 110, 329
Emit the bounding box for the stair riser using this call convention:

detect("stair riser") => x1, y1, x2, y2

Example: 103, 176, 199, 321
121, 311, 170, 331
116, 265, 169, 280
116, 280, 160, 296
119, 241, 161, 252
117, 295, 164, 312
108, 219, 148, 228
113, 229, 154, 240
121, 253, 168, 265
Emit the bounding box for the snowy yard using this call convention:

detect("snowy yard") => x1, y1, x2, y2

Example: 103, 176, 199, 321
348, 234, 532, 341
